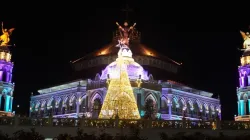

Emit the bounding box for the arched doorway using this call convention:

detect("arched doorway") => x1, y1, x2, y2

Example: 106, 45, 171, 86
193, 102, 199, 118
62, 98, 69, 114
144, 98, 156, 119
55, 100, 62, 115
244, 94, 249, 115
80, 97, 86, 113
49, 100, 56, 116
2, 70, 6, 82
69, 96, 76, 113
92, 98, 102, 118
160, 97, 168, 114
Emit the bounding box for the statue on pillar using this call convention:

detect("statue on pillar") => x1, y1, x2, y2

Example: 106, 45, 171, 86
240, 30, 250, 51
0, 22, 15, 47
116, 21, 136, 46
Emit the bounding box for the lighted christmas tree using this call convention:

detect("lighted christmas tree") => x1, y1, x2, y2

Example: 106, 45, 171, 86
98, 44, 140, 119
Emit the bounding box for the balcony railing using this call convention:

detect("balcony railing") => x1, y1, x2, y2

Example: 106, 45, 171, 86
0, 117, 249, 130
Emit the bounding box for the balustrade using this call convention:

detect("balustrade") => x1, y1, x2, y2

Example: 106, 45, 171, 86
0, 117, 249, 130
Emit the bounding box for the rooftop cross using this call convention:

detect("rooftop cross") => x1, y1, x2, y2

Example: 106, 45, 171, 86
121, 4, 133, 21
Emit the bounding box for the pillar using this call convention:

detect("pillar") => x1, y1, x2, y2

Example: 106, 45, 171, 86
245, 101, 247, 115
248, 76, 250, 86
9, 97, 13, 112
248, 99, 250, 115
5, 95, 10, 112
240, 100, 245, 115
238, 101, 240, 116
168, 103, 172, 120
76, 93, 80, 118
86, 96, 89, 112
241, 77, 244, 87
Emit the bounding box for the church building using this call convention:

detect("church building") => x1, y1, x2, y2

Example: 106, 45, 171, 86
29, 21, 221, 120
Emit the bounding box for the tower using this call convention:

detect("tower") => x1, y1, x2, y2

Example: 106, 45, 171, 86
0, 22, 15, 116
0, 47, 14, 115
236, 30, 250, 120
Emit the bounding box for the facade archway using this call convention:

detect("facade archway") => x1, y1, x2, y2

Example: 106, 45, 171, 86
69, 95, 76, 113
92, 98, 102, 118
171, 97, 178, 114
62, 97, 69, 114
47, 97, 55, 116
244, 93, 249, 115
160, 96, 168, 114
144, 98, 156, 119
40, 100, 47, 117
187, 99, 193, 117
203, 103, 209, 120
55, 97, 62, 115
144, 94, 157, 119
193, 101, 199, 117
80, 95, 86, 113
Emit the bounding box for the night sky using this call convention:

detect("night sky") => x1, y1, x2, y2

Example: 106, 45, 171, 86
2, 2, 246, 120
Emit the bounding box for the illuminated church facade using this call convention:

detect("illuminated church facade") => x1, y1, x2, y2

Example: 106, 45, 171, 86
29, 22, 221, 120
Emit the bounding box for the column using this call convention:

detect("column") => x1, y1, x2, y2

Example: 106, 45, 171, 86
5, 95, 10, 112
239, 78, 242, 87
86, 96, 89, 112
248, 99, 250, 115
9, 97, 13, 112
240, 100, 245, 115
168, 103, 172, 120
245, 101, 247, 115
241, 77, 245, 87
76, 90, 82, 118
238, 101, 240, 116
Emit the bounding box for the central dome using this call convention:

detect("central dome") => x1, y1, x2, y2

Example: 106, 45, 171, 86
100, 46, 149, 80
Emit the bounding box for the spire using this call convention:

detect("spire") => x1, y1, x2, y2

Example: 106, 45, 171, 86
121, 4, 133, 21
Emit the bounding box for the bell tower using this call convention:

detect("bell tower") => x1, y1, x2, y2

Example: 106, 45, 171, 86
235, 29, 250, 120
0, 21, 15, 116
0, 47, 14, 114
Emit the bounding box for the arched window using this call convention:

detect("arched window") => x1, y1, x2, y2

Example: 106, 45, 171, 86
245, 74, 249, 87
69, 96, 76, 113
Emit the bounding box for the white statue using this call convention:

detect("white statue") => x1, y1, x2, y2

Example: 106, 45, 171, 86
240, 30, 250, 50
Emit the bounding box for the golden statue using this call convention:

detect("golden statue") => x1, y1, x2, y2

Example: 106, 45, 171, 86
240, 30, 250, 41
0, 22, 15, 46
116, 21, 136, 46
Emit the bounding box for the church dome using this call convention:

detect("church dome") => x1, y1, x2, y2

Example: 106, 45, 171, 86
100, 57, 149, 80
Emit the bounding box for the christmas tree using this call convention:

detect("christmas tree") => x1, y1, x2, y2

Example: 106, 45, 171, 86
99, 51, 140, 119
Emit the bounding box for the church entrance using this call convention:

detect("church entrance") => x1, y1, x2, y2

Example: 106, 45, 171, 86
144, 99, 157, 119
92, 98, 101, 119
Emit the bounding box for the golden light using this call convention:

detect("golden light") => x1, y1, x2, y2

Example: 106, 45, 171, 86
99, 57, 140, 119
241, 56, 250, 66
148, 52, 153, 56
0, 52, 4, 60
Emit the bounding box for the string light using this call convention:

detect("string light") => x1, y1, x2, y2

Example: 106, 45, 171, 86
99, 56, 140, 119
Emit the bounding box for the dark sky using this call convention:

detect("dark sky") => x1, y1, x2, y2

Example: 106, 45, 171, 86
2, 2, 246, 120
